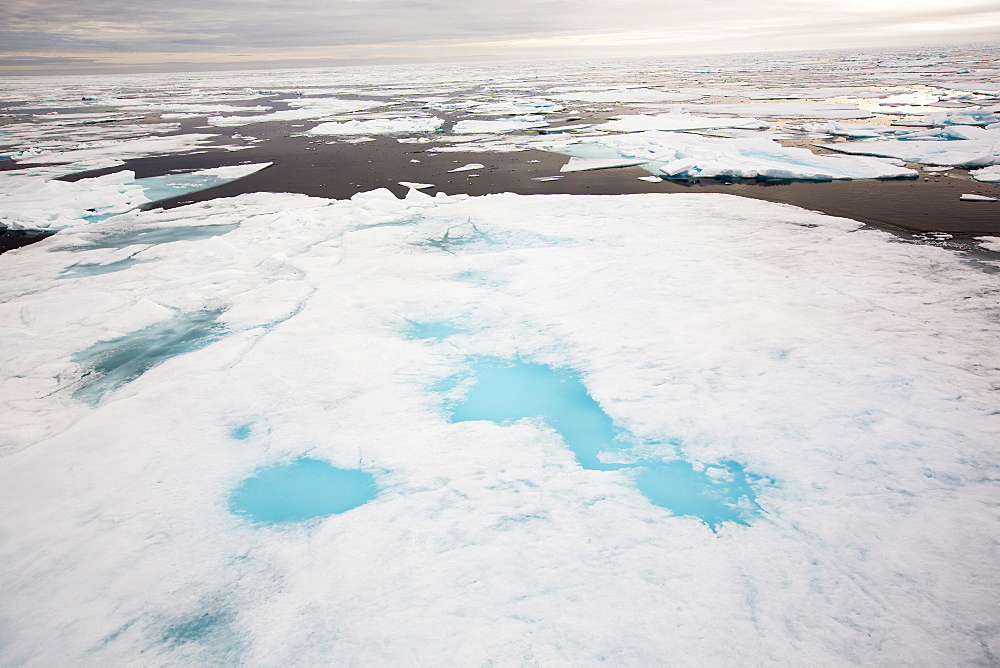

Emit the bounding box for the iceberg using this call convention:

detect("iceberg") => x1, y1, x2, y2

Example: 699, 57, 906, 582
551, 131, 917, 180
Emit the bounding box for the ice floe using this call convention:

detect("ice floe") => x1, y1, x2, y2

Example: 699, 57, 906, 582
595, 110, 770, 133
0, 189, 998, 665
818, 133, 1000, 167
894, 106, 1000, 127
971, 165, 1000, 183
448, 163, 485, 172
959, 194, 997, 202
681, 102, 875, 119
452, 118, 550, 134
549, 88, 700, 104
0, 163, 271, 231
551, 131, 917, 180
9, 134, 252, 175
208, 98, 389, 126
305, 117, 444, 136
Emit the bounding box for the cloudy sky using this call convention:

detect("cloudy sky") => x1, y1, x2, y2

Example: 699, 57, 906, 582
2, 0, 999, 74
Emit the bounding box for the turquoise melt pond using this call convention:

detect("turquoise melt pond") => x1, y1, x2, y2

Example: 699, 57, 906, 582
230, 458, 377, 525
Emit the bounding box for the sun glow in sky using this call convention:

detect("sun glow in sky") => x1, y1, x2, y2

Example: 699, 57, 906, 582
2, 0, 999, 74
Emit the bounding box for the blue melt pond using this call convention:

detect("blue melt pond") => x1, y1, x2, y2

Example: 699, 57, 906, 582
405, 321, 465, 341
447, 357, 763, 528
72, 309, 227, 405
230, 458, 377, 525
448, 359, 618, 471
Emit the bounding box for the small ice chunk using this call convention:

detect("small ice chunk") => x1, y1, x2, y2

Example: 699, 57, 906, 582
531, 176, 564, 181
597, 112, 769, 133
959, 193, 997, 201
399, 181, 435, 190
976, 236, 1000, 252
448, 163, 485, 172
970, 165, 1000, 183
637, 175, 662, 182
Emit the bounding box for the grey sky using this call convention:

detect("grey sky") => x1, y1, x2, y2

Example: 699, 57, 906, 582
2, 0, 999, 74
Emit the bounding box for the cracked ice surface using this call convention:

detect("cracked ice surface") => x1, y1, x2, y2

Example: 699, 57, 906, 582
0, 188, 998, 664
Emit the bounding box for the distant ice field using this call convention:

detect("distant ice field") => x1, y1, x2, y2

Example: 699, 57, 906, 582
1, 44, 1000, 664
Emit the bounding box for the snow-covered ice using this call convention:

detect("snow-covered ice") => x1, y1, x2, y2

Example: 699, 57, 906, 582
452, 118, 550, 134
595, 110, 770, 133
971, 165, 1000, 183
0, 187, 998, 665
305, 117, 444, 136
448, 163, 485, 172
818, 132, 1000, 167
0, 163, 270, 232
2, 43, 1000, 665
552, 131, 917, 180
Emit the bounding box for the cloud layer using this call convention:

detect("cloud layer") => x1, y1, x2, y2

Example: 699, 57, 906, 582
3, 0, 999, 73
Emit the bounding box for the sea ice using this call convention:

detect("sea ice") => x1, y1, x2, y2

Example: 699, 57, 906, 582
1, 188, 997, 665
970, 165, 1000, 183
0, 163, 271, 232
208, 98, 388, 126
799, 121, 892, 138
549, 88, 700, 103
552, 131, 917, 180
448, 163, 485, 172
305, 117, 444, 136
452, 118, 550, 134
959, 194, 997, 202
595, 111, 769, 133
818, 133, 1000, 167
894, 106, 1000, 127
681, 102, 875, 119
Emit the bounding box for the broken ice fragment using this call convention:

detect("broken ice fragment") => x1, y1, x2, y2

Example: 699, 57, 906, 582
448, 163, 485, 172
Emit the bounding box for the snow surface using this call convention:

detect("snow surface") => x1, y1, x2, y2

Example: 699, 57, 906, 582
1, 188, 998, 665
552, 131, 917, 180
